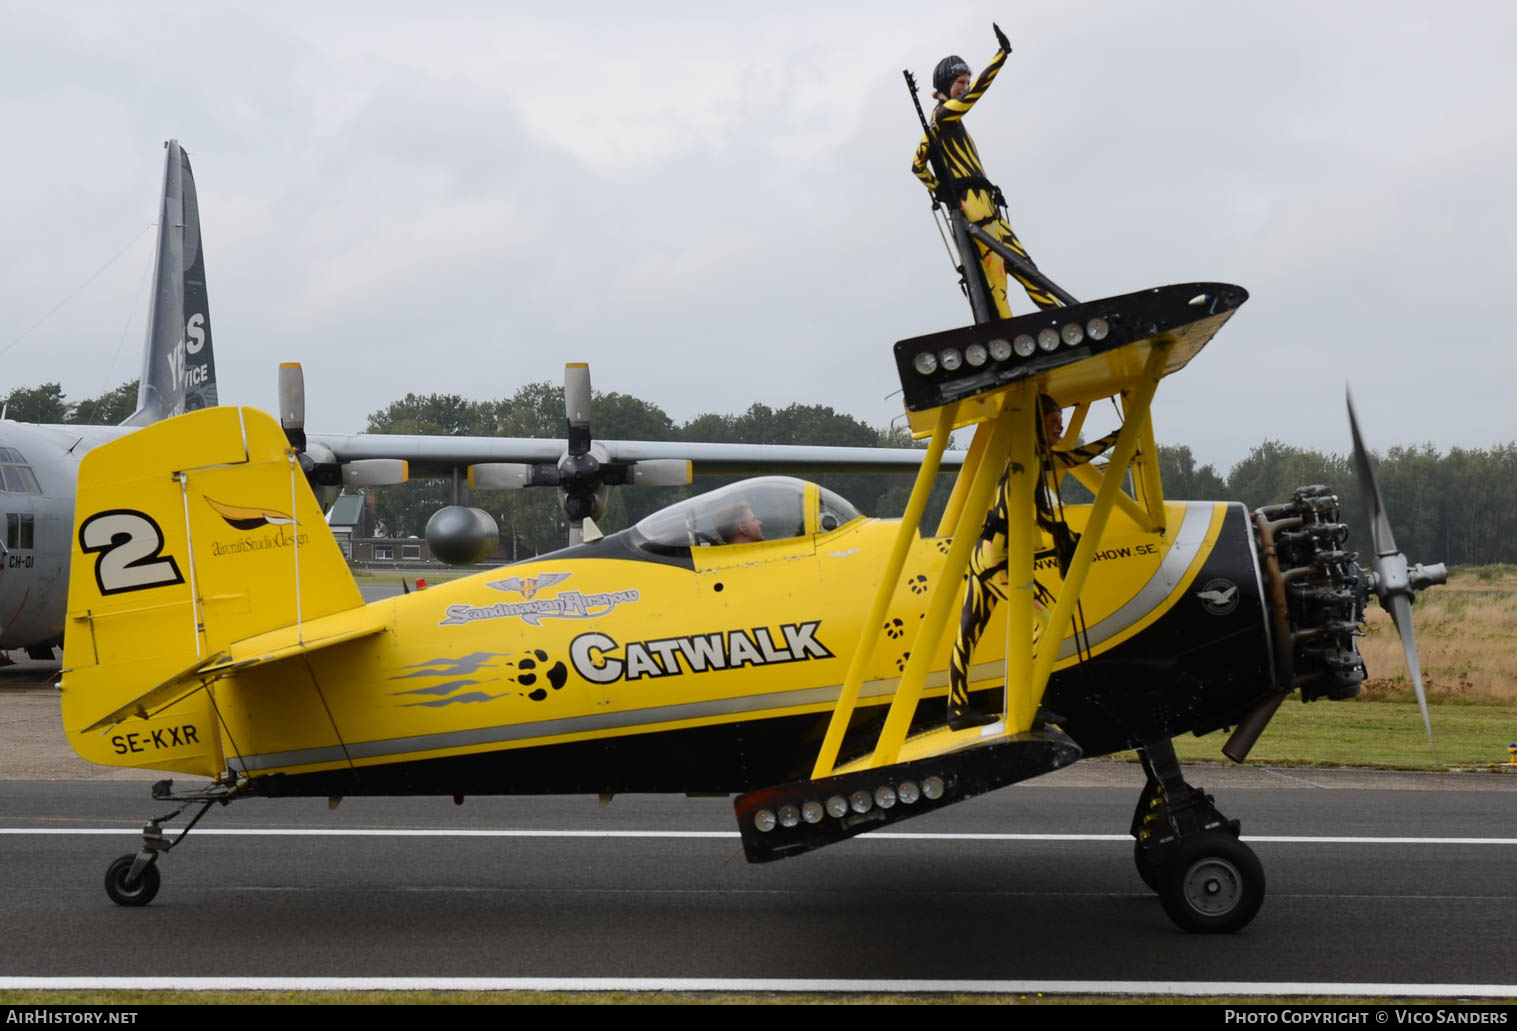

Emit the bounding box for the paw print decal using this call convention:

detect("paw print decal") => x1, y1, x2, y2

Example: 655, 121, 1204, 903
884, 618, 905, 639
935, 539, 951, 555
393, 648, 569, 708
896, 651, 911, 672
515, 649, 570, 702
908, 574, 929, 594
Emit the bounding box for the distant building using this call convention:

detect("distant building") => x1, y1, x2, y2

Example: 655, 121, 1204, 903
326, 493, 368, 558
351, 536, 432, 564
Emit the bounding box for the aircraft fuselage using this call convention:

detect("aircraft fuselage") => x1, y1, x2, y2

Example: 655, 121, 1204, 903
67, 494, 1274, 795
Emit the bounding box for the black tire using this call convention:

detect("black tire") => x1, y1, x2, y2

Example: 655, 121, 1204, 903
104, 854, 160, 907
1133, 839, 1161, 892
1156, 832, 1264, 933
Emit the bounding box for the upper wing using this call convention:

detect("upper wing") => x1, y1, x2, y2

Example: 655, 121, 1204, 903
307, 432, 966, 479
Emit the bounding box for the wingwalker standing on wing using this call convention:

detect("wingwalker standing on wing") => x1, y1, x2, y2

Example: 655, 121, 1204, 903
907, 26, 1100, 727
909, 22, 1076, 320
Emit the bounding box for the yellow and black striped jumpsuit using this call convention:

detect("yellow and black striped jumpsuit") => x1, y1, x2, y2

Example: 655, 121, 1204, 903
947, 431, 1118, 725
911, 47, 1060, 318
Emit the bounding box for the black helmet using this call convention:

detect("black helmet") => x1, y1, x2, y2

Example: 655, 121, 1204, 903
933, 55, 970, 95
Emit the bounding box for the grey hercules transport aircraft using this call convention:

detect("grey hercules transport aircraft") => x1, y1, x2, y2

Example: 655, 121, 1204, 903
0, 142, 965, 656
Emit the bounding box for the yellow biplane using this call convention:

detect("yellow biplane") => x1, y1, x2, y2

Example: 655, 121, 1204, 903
60, 279, 1443, 934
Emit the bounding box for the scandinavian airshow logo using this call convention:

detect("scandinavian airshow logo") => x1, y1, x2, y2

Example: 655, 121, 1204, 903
203, 497, 309, 557
1196, 578, 1240, 616
439, 572, 640, 627
569, 621, 833, 683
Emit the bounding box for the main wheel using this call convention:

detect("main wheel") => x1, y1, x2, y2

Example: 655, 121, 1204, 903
1133, 839, 1161, 892
1155, 832, 1264, 933
104, 854, 161, 907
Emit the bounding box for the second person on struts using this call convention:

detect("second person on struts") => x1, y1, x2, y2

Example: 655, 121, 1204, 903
945, 397, 1117, 730
911, 22, 1060, 318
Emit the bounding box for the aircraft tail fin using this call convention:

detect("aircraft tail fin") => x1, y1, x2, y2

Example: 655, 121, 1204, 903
122, 139, 219, 426
60, 406, 363, 773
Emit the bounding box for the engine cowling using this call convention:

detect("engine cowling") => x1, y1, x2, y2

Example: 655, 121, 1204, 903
1253, 485, 1369, 702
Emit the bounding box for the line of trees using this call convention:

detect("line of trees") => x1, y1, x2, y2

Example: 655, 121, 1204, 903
1, 381, 139, 425
1161, 440, 1517, 568
7, 378, 1511, 567
366, 383, 1515, 567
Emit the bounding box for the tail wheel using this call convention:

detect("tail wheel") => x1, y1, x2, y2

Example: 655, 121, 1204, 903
1156, 832, 1264, 933
104, 854, 161, 907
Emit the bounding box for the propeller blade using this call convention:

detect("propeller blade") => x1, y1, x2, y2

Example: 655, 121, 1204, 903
629, 459, 693, 487
1385, 593, 1437, 755
278, 362, 306, 450
1346, 390, 1397, 558
581, 515, 604, 543
342, 459, 408, 487
564, 362, 591, 442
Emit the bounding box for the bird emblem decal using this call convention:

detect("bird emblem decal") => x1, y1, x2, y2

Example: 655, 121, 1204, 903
487, 572, 572, 600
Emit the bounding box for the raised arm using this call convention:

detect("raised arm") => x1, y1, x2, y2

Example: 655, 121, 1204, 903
935, 46, 1008, 126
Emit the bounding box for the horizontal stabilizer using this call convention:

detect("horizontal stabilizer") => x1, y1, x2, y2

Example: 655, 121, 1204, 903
81, 619, 387, 734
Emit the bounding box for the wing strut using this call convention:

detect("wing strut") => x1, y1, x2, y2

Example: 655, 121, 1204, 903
741, 284, 1246, 863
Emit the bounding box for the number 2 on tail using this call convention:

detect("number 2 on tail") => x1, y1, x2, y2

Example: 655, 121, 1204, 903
79, 510, 185, 595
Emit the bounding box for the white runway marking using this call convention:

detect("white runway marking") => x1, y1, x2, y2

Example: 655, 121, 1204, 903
3, 827, 1517, 845
0, 976, 1515, 997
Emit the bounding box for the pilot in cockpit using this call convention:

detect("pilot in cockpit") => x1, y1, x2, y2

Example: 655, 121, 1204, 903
715, 502, 766, 545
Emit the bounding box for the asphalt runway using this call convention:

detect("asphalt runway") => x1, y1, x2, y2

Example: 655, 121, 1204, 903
5, 656, 1516, 993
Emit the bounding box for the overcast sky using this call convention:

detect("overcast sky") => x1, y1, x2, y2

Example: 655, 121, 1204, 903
2, 1, 1512, 473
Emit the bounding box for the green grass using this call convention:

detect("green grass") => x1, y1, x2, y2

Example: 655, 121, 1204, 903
1161, 698, 1517, 770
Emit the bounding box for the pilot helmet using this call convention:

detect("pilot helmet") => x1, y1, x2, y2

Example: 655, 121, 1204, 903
933, 55, 971, 96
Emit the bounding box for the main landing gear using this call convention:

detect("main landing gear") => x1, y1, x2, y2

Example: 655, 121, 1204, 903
1131, 738, 1265, 933
102, 779, 238, 907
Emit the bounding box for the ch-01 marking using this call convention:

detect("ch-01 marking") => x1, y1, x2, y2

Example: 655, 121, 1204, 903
571, 621, 834, 683
111, 724, 202, 755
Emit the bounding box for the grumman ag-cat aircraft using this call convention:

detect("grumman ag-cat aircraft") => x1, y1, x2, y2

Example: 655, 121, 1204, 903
60, 279, 1444, 933
58, 74, 1445, 933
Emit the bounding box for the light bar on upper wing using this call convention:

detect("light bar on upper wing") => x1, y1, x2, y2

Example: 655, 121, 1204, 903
894, 283, 1249, 413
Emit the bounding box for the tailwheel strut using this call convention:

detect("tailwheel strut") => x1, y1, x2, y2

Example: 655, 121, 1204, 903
1131, 738, 1265, 933
103, 778, 239, 908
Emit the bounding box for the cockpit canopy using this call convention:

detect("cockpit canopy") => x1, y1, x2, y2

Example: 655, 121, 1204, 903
633, 476, 862, 550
